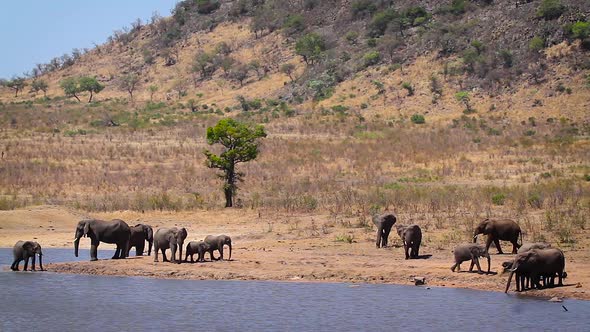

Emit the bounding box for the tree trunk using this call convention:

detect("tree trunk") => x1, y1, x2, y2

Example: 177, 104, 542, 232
224, 167, 236, 208
73, 94, 81, 102
224, 187, 233, 208
88, 91, 93, 103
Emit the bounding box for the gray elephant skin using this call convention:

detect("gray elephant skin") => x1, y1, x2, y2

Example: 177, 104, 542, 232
473, 218, 522, 254
128, 224, 154, 256
74, 219, 131, 261
394, 224, 422, 259
505, 248, 565, 293
373, 213, 396, 248
204, 235, 232, 261
185, 241, 211, 263
11, 240, 44, 271
451, 243, 491, 274
153, 227, 188, 264
517, 242, 551, 254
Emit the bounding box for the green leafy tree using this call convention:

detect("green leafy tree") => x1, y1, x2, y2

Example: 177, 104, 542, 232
60, 77, 82, 102
78, 77, 104, 102
203, 118, 267, 207
31, 79, 49, 97
570, 21, 590, 40
119, 73, 140, 101
455, 91, 474, 113
295, 33, 326, 65
230, 64, 250, 87
5, 77, 27, 97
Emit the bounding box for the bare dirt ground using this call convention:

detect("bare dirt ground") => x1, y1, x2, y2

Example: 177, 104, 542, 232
1, 205, 588, 300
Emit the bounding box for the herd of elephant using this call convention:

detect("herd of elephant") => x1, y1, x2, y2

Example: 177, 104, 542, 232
11, 218, 232, 272
373, 213, 567, 293
11, 214, 567, 294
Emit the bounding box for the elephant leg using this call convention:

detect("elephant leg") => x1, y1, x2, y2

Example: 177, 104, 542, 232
469, 259, 475, 272
137, 243, 145, 256
112, 246, 121, 260
558, 271, 564, 286
11, 258, 20, 271
23, 257, 29, 271
511, 240, 518, 254
218, 246, 224, 261
414, 241, 420, 258
154, 243, 159, 262
474, 257, 483, 273
382, 227, 391, 248
375, 225, 383, 248
31, 255, 36, 271
209, 249, 217, 261
162, 249, 169, 262
516, 273, 521, 292
90, 241, 99, 261
170, 245, 178, 264
404, 244, 409, 260
484, 236, 493, 253
493, 238, 503, 254
451, 262, 460, 272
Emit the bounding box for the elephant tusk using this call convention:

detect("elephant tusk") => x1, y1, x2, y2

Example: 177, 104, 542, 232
509, 267, 517, 272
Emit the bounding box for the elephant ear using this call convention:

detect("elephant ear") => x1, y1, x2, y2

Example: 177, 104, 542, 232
83, 221, 90, 236
23, 241, 34, 252
179, 228, 188, 239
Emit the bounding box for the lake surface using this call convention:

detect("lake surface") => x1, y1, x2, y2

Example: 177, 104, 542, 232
1, 248, 588, 331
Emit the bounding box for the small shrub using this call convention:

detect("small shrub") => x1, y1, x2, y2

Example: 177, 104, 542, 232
345, 31, 359, 44
491, 193, 506, 205
401, 82, 414, 96
529, 36, 545, 51
363, 51, 381, 67
411, 114, 425, 124
537, 0, 565, 20
335, 234, 354, 243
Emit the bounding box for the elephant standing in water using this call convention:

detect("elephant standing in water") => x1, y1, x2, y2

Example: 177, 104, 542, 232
505, 248, 565, 293
204, 235, 232, 261
11, 241, 44, 271
451, 243, 491, 274
394, 224, 422, 259
153, 227, 188, 264
473, 218, 522, 254
128, 224, 154, 256
74, 219, 131, 261
373, 213, 397, 248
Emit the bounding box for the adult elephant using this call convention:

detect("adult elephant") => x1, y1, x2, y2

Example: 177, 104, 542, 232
394, 224, 422, 259
451, 243, 491, 274
128, 224, 154, 256
473, 218, 522, 254
373, 212, 397, 248
153, 227, 188, 264
11, 240, 44, 271
74, 219, 131, 261
204, 235, 232, 261
505, 248, 565, 293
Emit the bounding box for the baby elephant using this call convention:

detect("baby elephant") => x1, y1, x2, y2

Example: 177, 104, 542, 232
11, 240, 44, 271
451, 243, 490, 274
185, 241, 211, 263
394, 224, 422, 259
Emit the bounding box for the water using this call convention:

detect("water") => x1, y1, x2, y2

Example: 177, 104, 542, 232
1, 249, 588, 331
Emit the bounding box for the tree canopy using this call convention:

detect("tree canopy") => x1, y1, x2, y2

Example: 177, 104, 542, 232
203, 118, 267, 207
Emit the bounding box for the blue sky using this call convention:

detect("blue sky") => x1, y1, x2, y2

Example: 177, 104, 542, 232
0, 0, 179, 78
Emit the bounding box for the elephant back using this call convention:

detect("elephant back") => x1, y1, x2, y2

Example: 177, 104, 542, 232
372, 212, 396, 226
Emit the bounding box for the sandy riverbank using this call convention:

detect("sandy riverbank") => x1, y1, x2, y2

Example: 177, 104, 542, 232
1, 206, 588, 300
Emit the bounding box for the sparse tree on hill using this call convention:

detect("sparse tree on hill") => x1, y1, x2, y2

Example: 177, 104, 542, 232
5, 77, 27, 97
295, 33, 326, 65
60, 77, 82, 102
78, 76, 104, 102
280, 63, 296, 81
148, 85, 158, 102
119, 73, 141, 101
31, 79, 49, 97
203, 118, 267, 208
230, 64, 250, 87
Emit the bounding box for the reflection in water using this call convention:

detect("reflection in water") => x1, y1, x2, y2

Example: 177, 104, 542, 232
0, 249, 588, 331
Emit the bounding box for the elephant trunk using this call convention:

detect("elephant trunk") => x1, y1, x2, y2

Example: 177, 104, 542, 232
505, 270, 515, 293
473, 234, 478, 243
39, 253, 44, 271
228, 242, 232, 261
74, 238, 80, 257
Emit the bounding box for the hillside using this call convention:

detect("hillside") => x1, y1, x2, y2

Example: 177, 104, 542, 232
0, 0, 589, 271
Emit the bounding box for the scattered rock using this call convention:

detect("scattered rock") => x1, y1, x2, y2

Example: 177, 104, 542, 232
576, 283, 582, 288
548, 297, 562, 303
414, 277, 426, 286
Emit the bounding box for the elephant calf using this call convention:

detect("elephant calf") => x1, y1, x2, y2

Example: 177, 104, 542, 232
11, 240, 44, 271
185, 241, 211, 263
204, 235, 232, 261
451, 243, 491, 274
373, 212, 397, 248
394, 224, 422, 259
